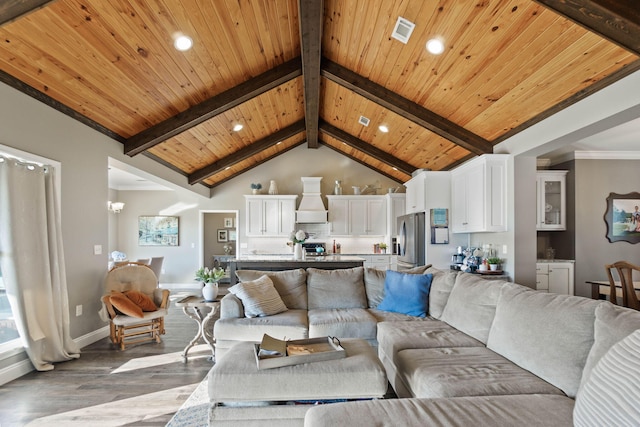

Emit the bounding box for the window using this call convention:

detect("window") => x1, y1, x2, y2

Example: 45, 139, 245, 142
0, 264, 20, 348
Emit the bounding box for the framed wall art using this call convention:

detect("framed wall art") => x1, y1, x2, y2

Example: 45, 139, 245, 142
224, 217, 234, 228
217, 229, 228, 242
604, 192, 640, 244
138, 216, 179, 246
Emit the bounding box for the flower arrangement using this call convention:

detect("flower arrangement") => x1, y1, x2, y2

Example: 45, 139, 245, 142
290, 229, 309, 244
250, 183, 262, 190
195, 267, 225, 284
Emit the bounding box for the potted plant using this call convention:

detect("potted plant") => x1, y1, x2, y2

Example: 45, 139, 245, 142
379, 242, 388, 254
486, 257, 502, 271
195, 267, 225, 301
250, 182, 262, 194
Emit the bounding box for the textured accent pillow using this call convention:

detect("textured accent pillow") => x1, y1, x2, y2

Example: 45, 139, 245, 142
573, 329, 640, 426
228, 275, 288, 318
426, 267, 458, 319
377, 271, 433, 317
236, 268, 307, 309
579, 301, 640, 391
307, 267, 367, 310
124, 290, 158, 311
109, 291, 144, 318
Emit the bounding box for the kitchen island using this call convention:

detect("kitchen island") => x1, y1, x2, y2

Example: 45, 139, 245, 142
228, 256, 365, 286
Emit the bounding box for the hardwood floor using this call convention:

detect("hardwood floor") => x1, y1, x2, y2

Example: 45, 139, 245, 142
0, 288, 215, 427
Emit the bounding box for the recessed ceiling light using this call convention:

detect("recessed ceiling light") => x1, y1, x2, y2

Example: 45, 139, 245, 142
233, 124, 243, 132
426, 38, 445, 55
379, 125, 389, 133
174, 35, 193, 51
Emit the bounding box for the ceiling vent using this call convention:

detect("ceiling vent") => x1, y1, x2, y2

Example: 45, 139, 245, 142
391, 17, 415, 44
358, 115, 370, 126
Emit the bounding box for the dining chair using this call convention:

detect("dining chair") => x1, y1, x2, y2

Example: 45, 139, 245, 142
148, 256, 164, 282
605, 261, 640, 310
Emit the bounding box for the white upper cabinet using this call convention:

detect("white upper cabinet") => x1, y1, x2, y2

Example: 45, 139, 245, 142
245, 195, 297, 237
451, 154, 508, 233
404, 173, 426, 214
386, 193, 406, 240
327, 195, 387, 236
536, 171, 567, 231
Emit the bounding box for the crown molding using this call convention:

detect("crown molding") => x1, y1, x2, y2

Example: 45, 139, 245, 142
574, 151, 640, 160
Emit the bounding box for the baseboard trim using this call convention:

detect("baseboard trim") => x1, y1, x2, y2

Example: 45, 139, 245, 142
0, 326, 111, 386
0, 358, 33, 386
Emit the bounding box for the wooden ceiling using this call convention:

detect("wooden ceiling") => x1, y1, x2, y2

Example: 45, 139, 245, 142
0, 0, 638, 188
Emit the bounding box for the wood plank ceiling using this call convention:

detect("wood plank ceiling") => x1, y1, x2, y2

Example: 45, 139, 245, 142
0, 0, 638, 189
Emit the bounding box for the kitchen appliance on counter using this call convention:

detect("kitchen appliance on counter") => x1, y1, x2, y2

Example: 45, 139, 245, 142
397, 212, 425, 270
302, 242, 326, 257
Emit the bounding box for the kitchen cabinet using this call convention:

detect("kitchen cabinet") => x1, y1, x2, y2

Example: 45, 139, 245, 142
451, 154, 508, 233
245, 195, 297, 237
362, 254, 397, 271
536, 171, 567, 231
386, 193, 405, 243
404, 172, 426, 213
536, 262, 574, 295
327, 196, 387, 236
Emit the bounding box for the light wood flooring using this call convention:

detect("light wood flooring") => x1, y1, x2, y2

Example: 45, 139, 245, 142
0, 288, 215, 427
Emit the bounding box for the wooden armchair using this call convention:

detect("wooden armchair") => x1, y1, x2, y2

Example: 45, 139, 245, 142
102, 262, 170, 350
605, 261, 640, 311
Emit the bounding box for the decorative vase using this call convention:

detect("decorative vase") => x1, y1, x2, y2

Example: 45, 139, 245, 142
293, 243, 303, 260
489, 264, 499, 271
202, 282, 219, 301
252, 188, 259, 195
268, 180, 278, 195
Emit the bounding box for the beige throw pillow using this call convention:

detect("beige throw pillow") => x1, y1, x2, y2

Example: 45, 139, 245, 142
228, 275, 288, 318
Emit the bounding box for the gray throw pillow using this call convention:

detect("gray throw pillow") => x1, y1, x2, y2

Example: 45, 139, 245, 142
307, 267, 367, 309
426, 267, 458, 319
574, 329, 640, 426
236, 268, 307, 309
228, 275, 288, 318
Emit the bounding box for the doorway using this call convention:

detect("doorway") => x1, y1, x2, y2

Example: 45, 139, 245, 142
200, 210, 239, 269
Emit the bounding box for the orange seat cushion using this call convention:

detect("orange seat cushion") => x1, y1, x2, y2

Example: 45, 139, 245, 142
124, 290, 158, 312
109, 292, 144, 318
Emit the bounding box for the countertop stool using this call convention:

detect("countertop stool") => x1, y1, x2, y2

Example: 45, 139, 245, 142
208, 339, 387, 426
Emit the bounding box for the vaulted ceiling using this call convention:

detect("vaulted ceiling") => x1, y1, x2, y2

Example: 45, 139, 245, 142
1, 1, 638, 189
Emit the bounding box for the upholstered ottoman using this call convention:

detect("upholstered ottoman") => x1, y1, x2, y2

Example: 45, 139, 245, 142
208, 339, 387, 426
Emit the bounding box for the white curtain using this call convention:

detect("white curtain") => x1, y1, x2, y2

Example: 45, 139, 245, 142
0, 156, 80, 371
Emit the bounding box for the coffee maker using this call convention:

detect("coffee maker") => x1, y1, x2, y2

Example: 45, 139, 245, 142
450, 246, 465, 270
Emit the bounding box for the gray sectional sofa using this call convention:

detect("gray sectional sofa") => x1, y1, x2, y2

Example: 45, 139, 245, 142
213, 265, 430, 359
212, 265, 640, 426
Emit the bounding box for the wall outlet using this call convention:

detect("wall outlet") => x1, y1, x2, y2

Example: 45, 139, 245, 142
502, 245, 508, 255
93, 244, 102, 255
75, 305, 82, 317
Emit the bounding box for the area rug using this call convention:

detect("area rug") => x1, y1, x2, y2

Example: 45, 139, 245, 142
166, 377, 209, 427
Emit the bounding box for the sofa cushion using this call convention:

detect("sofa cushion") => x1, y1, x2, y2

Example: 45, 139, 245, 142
396, 347, 564, 398
579, 301, 640, 390
426, 267, 458, 319
308, 308, 377, 340
235, 268, 308, 309
307, 267, 367, 309
486, 285, 599, 398
304, 394, 575, 427
364, 265, 432, 309
574, 329, 640, 426
213, 309, 309, 342
377, 271, 433, 317
368, 309, 431, 323
440, 273, 508, 344
228, 275, 288, 318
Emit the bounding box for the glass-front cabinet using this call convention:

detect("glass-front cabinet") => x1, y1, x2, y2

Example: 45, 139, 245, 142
536, 171, 567, 231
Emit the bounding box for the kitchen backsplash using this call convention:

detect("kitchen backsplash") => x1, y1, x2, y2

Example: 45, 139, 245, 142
242, 234, 389, 255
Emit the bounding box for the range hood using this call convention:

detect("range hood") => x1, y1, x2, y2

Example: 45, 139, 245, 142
296, 177, 328, 223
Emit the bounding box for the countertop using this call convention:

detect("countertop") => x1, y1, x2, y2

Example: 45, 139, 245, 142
231, 255, 366, 262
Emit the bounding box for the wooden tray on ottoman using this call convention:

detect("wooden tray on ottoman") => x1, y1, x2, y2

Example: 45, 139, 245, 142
254, 335, 345, 370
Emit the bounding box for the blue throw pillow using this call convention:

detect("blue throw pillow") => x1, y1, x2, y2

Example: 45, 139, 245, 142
377, 271, 433, 317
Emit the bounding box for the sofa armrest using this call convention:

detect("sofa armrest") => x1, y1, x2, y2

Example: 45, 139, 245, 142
220, 293, 244, 318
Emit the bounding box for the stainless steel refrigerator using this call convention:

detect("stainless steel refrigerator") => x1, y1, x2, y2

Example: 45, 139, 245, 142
396, 212, 426, 270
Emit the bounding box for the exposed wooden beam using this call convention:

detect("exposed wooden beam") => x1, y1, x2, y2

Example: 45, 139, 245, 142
0, 0, 56, 26
188, 120, 306, 185
319, 140, 407, 184
0, 68, 125, 142
321, 59, 492, 156
125, 57, 303, 156
534, 0, 640, 56
298, 0, 323, 148
319, 121, 416, 176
